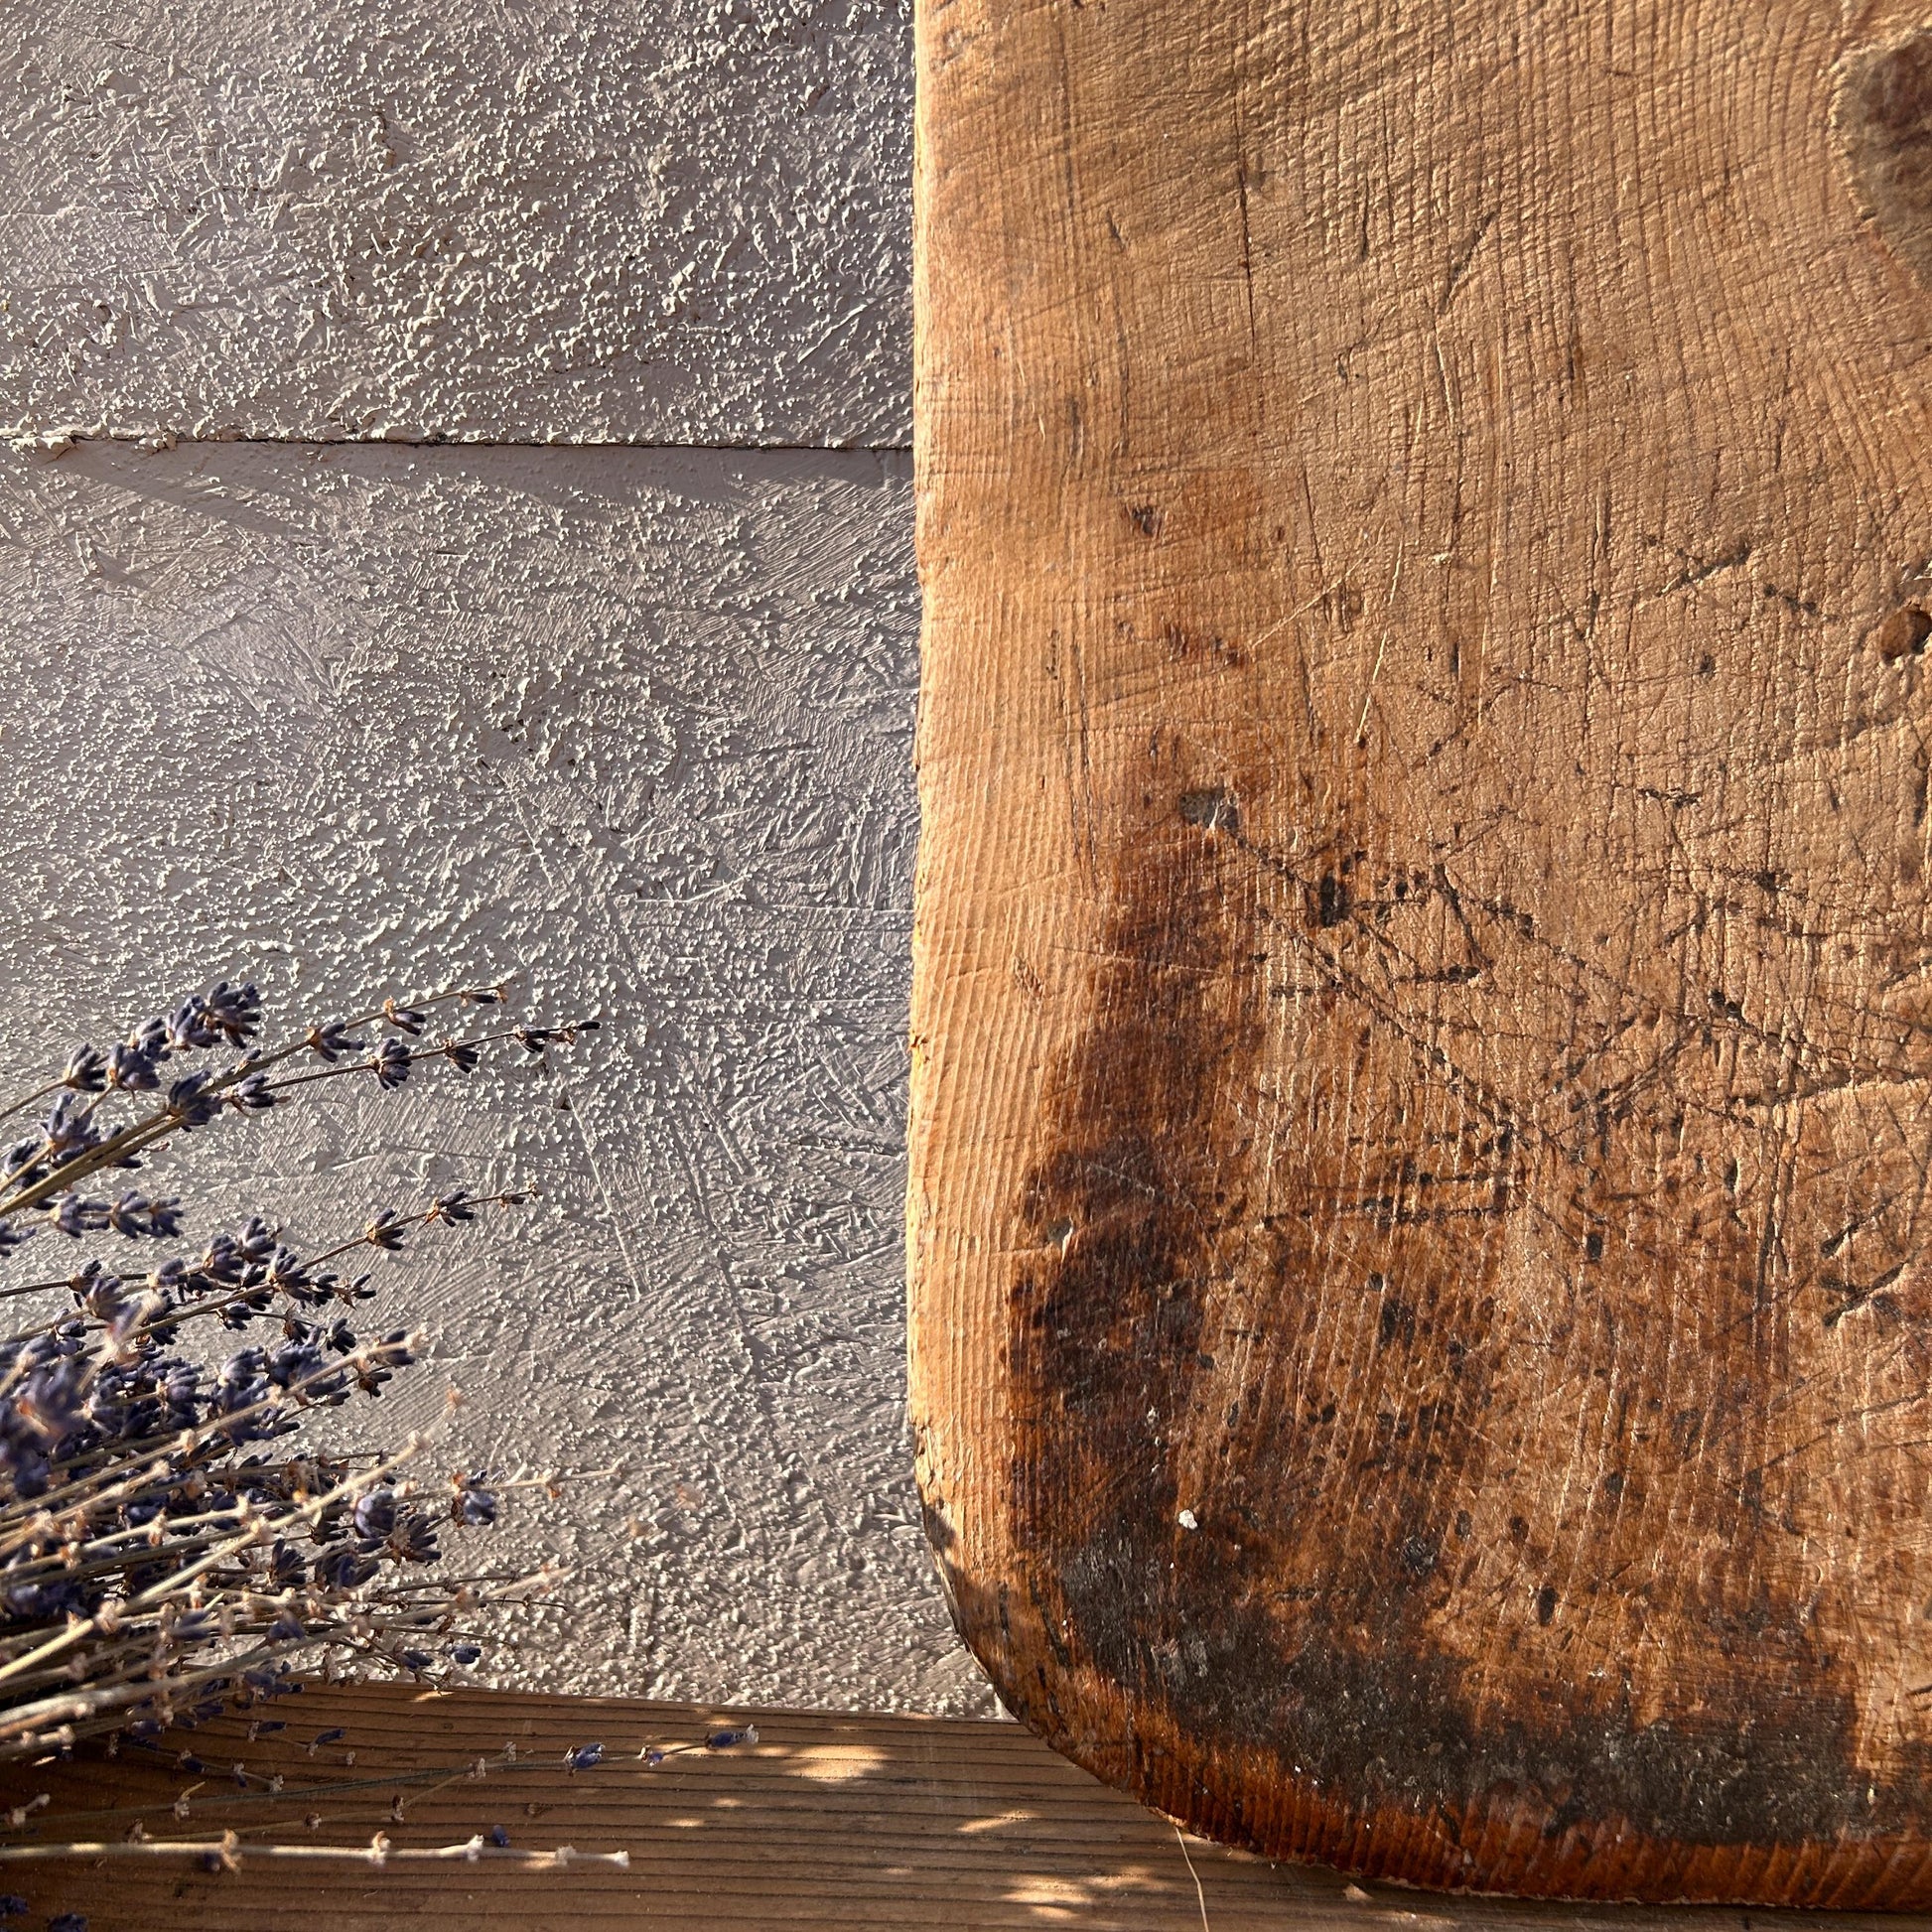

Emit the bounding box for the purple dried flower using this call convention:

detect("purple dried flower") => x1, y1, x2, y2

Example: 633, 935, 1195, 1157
0, 1897, 24, 1919
47, 1193, 107, 1238
566, 1742, 605, 1772
48, 1915, 85, 1932
107, 1191, 181, 1238
0, 980, 597, 1773
234, 1216, 276, 1263
452, 1476, 498, 1528
228, 1072, 276, 1113
440, 1037, 482, 1072
202, 980, 262, 1044
304, 1021, 364, 1061
263, 1245, 310, 1291
43, 1094, 101, 1163
370, 1038, 412, 1090
313, 1547, 377, 1590
391, 1514, 440, 1564
351, 1489, 397, 1541
428, 1191, 475, 1226
487, 1826, 511, 1849
105, 1041, 160, 1090
125, 1014, 168, 1057
164, 1071, 219, 1129
61, 1043, 106, 1093
165, 998, 219, 1053
364, 1210, 407, 1252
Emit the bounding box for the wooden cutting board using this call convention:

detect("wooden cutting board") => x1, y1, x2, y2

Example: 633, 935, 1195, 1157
907, 0, 1932, 1906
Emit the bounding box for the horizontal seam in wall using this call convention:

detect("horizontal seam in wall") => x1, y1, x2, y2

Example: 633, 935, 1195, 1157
8, 431, 914, 457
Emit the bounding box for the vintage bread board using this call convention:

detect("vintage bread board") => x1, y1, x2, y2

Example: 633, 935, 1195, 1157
907, 0, 1932, 1906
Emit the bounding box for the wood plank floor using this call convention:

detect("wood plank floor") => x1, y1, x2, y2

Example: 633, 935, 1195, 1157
3, 1685, 1929, 1929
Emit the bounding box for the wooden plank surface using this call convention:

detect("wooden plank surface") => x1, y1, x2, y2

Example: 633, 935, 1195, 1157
908, 0, 1932, 1905
0, 0, 910, 447
7, 1683, 1932, 1929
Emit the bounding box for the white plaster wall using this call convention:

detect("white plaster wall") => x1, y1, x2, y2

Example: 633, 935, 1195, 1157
0, 437, 985, 1711
0, 0, 910, 446
0, 1, 949, 1713
0, 439, 981, 1712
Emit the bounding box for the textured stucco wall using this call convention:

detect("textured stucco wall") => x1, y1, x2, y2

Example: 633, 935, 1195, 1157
0, 4, 970, 1715
1, 0, 910, 446
0, 438, 979, 1712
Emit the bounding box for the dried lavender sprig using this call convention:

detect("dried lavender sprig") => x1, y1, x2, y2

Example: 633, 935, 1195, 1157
0, 986, 534, 1221
1, 1581, 532, 1743
0, 1014, 588, 1226
0, 1413, 428, 1687
0, 1331, 423, 1548
0, 986, 497, 1132
0, 1190, 532, 1351
0, 1563, 567, 1759
0, 983, 266, 1131
0, 1834, 630, 1869
0, 1046, 107, 1133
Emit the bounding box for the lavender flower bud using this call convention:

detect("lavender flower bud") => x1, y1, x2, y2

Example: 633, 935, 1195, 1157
202, 980, 262, 1044
235, 1217, 276, 1263
105, 1190, 180, 1238
304, 1022, 363, 1062
364, 1210, 406, 1252
165, 1071, 218, 1129
0, 1224, 32, 1255
165, 998, 219, 1053
313, 1548, 377, 1590
440, 1038, 482, 1072
43, 1095, 102, 1163
370, 1038, 412, 1090
381, 999, 428, 1036
392, 1514, 440, 1563
126, 1014, 168, 1057
228, 1073, 276, 1113
429, 1190, 475, 1225
450, 1643, 483, 1665
263, 1245, 310, 1291
198, 1232, 243, 1283
566, 1742, 605, 1771
352, 1488, 397, 1541
105, 1041, 159, 1091
47, 1193, 108, 1237
452, 1477, 498, 1527
61, 1044, 106, 1093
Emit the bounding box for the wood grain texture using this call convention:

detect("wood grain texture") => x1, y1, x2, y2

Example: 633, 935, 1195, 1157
908, 0, 1932, 1903
12, 1684, 1932, 1929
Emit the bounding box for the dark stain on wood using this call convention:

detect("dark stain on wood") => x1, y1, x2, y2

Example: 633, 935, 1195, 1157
1838, 28, 1932, 287
984, 789, 1932, 1900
